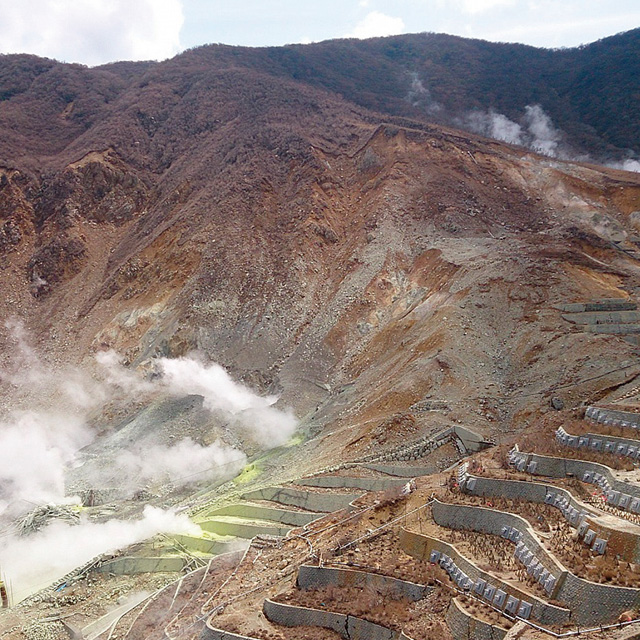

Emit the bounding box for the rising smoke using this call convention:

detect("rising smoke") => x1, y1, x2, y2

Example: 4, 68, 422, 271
462, 104, 564, 157
0, 323, 298, 602
0, 506, 199, 604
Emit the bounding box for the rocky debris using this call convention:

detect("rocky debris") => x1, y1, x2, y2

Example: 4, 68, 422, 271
17, 505, 81, 536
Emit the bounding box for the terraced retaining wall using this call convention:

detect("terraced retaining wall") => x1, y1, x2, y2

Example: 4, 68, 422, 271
364, 463, 438, 477
512, 451, 640, 501
462, 474, 598, 519
445, 597, 507, 640
297, 565, 430, 601
586, 407, 640, 430
559, 301, 636, 313
431, 501, 640, 625
555, 426, 640, 462
461, 474, 640, 562
562, 311, 640, 325
95, 556, 187, 575
206, 503, 320, 527
399, 528, 570, 626
241, 486, 361, 513
432, 500, 564, 579
298, 475, 408, 492
262, 599, 398, 640
173, 534, 243, 556
199, 519, 291, 539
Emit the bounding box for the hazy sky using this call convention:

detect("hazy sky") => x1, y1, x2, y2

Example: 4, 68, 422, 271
0, 0, 638, 66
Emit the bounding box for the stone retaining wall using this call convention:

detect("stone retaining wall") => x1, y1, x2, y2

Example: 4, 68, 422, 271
199, 519, 291, 539
95, 556, 186, 575
431, 501, 563, 579
241, 486, 361, 513
298, 475, 408, 492
297, 565, 429, 601
461, 474, 640, 562
445, 598, 507, 640
431, 500, 640, 625
364, 463, 438, 477
399, 528, 570, 626
358, 428, 456, 464
262, 599, 398, 640
586, 406, 640, 430
206, 503, 320, 527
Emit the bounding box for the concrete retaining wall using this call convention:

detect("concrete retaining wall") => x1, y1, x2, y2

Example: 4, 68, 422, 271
172, 534, 247, 556
445, 598, 507, 640
510, 450, 640, 501
432, 501, 563, 578
555, 426, 640, 463
587, 324, 640, 335
399, 528, 570, 627
297, 565, 429, 601
207, 503, 320, 527
586, 406, 640, 430
558, 301, 636, 313
431, 500, 640, 625
461, 474, 640, 562
241, 486, 361, 513
363, 463, 438, 477
463, 474, 597, 519
199, 519, 291, 539
95, 556, 186, 575
562, 311, 640, 325
454, 426, 494, 453
262, 599, 398, 640
265, 599, 347, 633
298, 475, 408, 492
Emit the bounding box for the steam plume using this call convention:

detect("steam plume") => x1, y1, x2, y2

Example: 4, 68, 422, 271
0, 506, 199, 604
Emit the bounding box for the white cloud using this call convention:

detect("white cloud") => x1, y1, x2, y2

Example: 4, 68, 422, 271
458, 0, 516, 14
0, 0, 184, 66
348, 11, 405, 39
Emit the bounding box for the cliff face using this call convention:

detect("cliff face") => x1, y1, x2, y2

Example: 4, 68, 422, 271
0, 42, 640, 466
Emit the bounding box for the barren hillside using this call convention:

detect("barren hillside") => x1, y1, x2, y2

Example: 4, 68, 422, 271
1, 34, 640, 640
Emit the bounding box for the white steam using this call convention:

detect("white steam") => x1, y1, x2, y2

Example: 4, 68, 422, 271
0, 411, 91, 517
523, 105, 562, 156
0, 324, 298, 601
462, 104, 564, 157
158, 356, 297, 447
606, 158, 640, 173
0, 506, 199, 604
406, 72, 442, 115
465, 110, 523, 146
113, 438, 246, 488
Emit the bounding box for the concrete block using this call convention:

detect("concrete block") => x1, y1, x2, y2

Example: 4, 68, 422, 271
483, 584, 496, 601
505, 596, 519, 615
593, 539, 607, 554
493, 590, 507, 608
474, 578, 487, 595
517, 601, 532, 619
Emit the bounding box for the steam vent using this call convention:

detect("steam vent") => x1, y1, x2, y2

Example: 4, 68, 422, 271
1, 27, 640, 640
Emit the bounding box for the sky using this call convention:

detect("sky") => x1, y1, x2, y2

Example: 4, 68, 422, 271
0, 0, 638, 67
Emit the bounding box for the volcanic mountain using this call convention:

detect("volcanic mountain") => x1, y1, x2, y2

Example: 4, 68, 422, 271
0, 31, 640, 637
